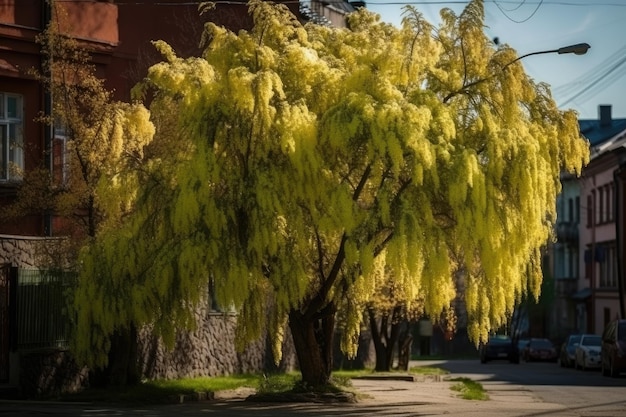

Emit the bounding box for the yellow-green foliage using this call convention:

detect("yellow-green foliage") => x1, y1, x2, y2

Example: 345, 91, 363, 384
74, 0, 589, 367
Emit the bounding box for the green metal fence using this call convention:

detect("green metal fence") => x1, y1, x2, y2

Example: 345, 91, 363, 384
16, 269, 76, 351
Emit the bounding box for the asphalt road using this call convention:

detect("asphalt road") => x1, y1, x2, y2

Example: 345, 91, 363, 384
439, 358, 626, 416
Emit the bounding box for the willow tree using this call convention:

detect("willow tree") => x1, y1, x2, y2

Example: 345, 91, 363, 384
74, 0, 588, 387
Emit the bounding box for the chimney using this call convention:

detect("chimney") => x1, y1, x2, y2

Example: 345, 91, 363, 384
599, 105, 612, 127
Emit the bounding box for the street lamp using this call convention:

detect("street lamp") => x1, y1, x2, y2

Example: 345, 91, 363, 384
443, 43, 591, 103
501, 43, 590, 70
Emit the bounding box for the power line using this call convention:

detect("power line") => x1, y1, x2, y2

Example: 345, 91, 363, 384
551, 45, 626, 108
494, 0, 544, 23
559, 55, 626, 107
494, 0, 528, 12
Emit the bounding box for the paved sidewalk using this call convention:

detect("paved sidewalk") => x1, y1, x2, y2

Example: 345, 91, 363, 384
205, 367, 572, 417
349, 375, 568, 417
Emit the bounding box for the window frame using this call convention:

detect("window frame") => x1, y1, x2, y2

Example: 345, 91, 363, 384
0, 92, 24, 182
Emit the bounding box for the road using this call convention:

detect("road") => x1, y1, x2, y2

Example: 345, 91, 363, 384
1, 359, 626, 416
437, 359, 626, 416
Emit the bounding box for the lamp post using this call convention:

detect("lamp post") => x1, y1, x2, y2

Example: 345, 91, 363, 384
443, 43, 591, 103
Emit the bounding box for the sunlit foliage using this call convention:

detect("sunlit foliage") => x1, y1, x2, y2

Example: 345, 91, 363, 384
73, 0, 588, 373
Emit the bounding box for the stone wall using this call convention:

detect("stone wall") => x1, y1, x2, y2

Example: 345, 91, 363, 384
18, 349, 89, 399
0, 234, 71, 270
0, 234, 41, 268
139, 301, 297, 380
1, 235, 298, 394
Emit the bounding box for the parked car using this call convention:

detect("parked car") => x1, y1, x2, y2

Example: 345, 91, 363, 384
601, 319, 626, 377
558, 334, 581, 368
518, 338, 530, 354
480, 335, 519, 364
575, 334, 602, 370
521, 338, 557, 362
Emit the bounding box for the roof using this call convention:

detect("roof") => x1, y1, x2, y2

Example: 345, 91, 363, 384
322, 0, 357, 13
578, 118, 626, 147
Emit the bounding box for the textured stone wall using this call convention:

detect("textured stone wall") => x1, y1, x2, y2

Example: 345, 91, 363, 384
0, 235, 40, 268
0, 234, 70, 269
1, 235, 298, 392
18, 349, 89, 398
139, 301, 297, 380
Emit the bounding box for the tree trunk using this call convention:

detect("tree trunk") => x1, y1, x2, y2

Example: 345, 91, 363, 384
109, 323, 140, 386
289, 308, 335, 387
397, 328, 412, 371
368, 307, 403, 372
92, 323, 140, 387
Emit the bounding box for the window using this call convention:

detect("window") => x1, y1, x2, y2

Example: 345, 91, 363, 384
604, 308, 611, 328
0, 93, 24, 181
52, 121, 69, 186
606, 183, 613, 222
586, 194, 593, 227
599, 243, 617, 288
598, 187, 604, 223
568, 198, 573, 223
569, 247, 579, 279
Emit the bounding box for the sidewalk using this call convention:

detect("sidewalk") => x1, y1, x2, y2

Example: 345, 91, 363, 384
205, 363, 573, 417
349, 374, 569, 417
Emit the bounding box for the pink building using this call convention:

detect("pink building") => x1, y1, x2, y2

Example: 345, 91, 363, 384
577, 105, 626, 334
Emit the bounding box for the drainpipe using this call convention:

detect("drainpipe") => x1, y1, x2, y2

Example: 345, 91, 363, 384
42, 1, 53, 236
590, 182, 596, 333
614, 162, 626, 318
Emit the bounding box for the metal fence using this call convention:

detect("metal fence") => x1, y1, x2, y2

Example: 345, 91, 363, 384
16, 269, 76, 351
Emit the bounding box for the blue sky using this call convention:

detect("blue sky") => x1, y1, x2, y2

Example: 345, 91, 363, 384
365, 0, 626, 120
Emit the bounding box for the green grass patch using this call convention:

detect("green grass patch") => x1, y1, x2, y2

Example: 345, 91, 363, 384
335, 366, 448, 377
450, 377, 488, 400
257, 372, 300, 393
333, 369, 376, 379
149, 374, 259, 393
408, 365, 449, 375
61, 372, 357, 404
258, 371, 354, 394
59, 366, 449, 404
61, 374, 260, 404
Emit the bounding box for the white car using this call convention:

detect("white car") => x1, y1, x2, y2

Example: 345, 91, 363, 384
575, 334, 602, 370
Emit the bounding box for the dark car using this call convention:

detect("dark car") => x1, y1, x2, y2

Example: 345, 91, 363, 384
601, 319, 626, 377
480, 335, 519, 364
518, 338, 530, 353
522, 338, 557, 362
559, 334, 581, 367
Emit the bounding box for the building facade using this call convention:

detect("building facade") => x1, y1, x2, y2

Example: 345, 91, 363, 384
550, 171, 582, 340
551, 105, 626, 340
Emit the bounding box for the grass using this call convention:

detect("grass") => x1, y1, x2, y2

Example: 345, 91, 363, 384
61, 374, 260, 404
60, 365, 483, 405
258, 372, 357, 396
334, 365, 449, 378
409, 365, 449, 375
449, 377, 488, 400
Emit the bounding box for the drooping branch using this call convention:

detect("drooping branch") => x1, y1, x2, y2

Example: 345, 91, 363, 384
304, 163, 373, 318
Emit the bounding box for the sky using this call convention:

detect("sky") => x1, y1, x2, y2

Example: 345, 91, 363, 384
365, 0, 626, 121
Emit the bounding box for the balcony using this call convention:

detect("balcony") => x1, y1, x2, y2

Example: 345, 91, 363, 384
555, 222, 579, 244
